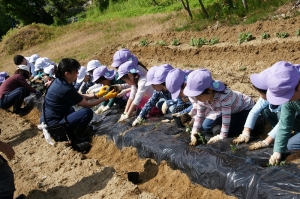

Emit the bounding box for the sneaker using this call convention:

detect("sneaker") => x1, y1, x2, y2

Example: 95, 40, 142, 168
248, 140, 269, 151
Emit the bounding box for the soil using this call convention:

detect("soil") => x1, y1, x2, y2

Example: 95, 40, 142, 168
1, 2, 300, 199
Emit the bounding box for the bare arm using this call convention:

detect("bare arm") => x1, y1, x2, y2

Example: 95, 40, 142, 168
0, 141, 15, 160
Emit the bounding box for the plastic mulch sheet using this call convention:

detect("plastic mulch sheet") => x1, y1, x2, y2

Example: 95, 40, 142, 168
92, 108, 300, 199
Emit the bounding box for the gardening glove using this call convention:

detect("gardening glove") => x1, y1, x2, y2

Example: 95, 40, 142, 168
248, 140, 269, 151
96, 85, 109, 98
132, 117, 143, 127
35, 90, 42, 99
94, 106, 104, 114
232, 131, 250, 144
207, 134, 224, 144
189, 130, 198, 146
172, 112, 183, 118
118, 113, 129, 122
117, 89, 127, 98
111, 84, 122, 92
103, 89, 118, 100
161, 101, 168, 114
269, 152, 281, 166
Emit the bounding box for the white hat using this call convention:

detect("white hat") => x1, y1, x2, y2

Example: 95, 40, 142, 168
35, 57, 51, 71
43, 65, 55, 76
17, 65, 30, 73
29, 54, 40, 63
76, 66, 87, 83
87, 60, 101, 72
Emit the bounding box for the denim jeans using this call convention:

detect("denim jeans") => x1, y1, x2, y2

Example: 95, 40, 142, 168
287, 132, 300, 151
156, 98, 175, 114
0, 87, 29, 112
0, 156, 15, 199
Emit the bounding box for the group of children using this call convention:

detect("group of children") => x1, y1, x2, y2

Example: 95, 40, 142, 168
1, 49, 300, 168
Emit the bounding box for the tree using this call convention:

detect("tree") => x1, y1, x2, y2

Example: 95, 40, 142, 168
180, 0, 193, 20
198, 0, 209, 19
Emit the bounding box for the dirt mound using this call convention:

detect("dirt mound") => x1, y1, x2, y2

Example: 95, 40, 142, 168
1, 24, 55, 55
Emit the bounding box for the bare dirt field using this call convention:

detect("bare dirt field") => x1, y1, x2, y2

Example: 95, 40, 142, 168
1, 3, 300, 199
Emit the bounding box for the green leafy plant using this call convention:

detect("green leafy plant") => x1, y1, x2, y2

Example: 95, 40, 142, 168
186, 126, 192, 134
171, 39, 180, 46
197, 132, 206, 144
208, 37, 219, 45
139, 38, 149, 46
296, 29, 300, 36
238, 32, 253, 44
261, 32, 270, 39
238, 66, 247, 71
230, 143, 239, 153
120, 44, 126, 48
155, 40, 166, 46
276, 32, 289, 38
190, 37, 207, 47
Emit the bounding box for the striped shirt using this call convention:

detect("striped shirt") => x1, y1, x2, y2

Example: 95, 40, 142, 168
193, 88, 255, 137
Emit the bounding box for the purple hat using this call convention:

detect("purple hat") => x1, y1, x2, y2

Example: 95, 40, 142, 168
111, 49, 138, 67
266, 61, 300, 105
92, 66, 116, 82
117, 60, 143, 80
145, 64, 174, 86
183, 69, 225, 97
0, 72, 9, 83
166, 69, 192, 99
250, 68, 269, 90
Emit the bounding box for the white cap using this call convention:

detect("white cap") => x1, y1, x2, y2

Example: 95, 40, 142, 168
87, 60, 101, 72
76, 66, 87, 83
29, 54, 40, 63
17, 65, 30, 73
43, 65, 55, 76
35, 57, 51, 71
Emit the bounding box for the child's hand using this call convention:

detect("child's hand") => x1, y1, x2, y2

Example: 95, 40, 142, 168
118, 113, 129, 122
96, 85, 109, 98
161, 102, 168, 114
232, 131, 250, 144
132, 117, 143, 127
103, 89, 118, 100
172, 112, 183, 117
189, 130, 198, 146
269, 152, 281, 166
207, 134, 224, 144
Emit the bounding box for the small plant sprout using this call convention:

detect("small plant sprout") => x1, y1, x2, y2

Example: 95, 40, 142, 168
158, 40, 166, 46
121, 44, 126, 48
276, 32, 289, 38
261, 32, 270, 39
238, 32, 253, 44
172, 39, 180, 46
230, 143, 239, 153
197, 132, 206, 144
238, 66, 247, 71
190, 37, 207, 47
139, 38, 149, 46
186, 126, 192, 134
155, 122, 161, 128
209, 37, 219, 45
296, 29, 300, 36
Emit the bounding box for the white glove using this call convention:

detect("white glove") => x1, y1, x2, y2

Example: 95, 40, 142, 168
94, 106, 104, 114
172, 112, 183, 117
190, 130, 198, 146
132, 117, 143, 127
117, 90, 127, 98
207, 134, 224, 144
118, 113, 129, 122
232, 131, 250, 144
161, 101, 168, 114
269, 152, 281, 166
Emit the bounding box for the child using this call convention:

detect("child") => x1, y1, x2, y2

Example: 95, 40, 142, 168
0, 65, 41, 116
260, 61, 300, 165
74, 66, 90, 94
132, 64, 174, 126
85, 60, 101, 94
92, 66, 129, 113
117, 60, 154, 122
233, 65, 300, 150
183, 69, 255, 145
0, 72, 9, 86
165, 68, 196, 127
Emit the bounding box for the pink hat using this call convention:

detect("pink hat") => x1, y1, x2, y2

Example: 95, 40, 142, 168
183, 69, 225, 97
250, 68, 270, 90
266, 61, 300, 105
92, 66, 116, 82
166, 69, 193, 99
117, 60, 143, 80
145, 64, 174, 86
111, 49, 138, 67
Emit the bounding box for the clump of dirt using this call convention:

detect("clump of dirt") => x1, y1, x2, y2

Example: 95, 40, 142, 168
285, 151, 300, 164
1, 24, 55, 54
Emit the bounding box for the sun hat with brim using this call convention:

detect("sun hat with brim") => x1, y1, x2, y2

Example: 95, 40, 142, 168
17, 65, 30, 73
183, 69, 225, 97
117, 60, 143, 80
92, 66, 116, 82
87, 60, 101, 72
145, 66, 158, 85
112, 49, 133, 67
35, 58, 51, 71
145, 64, 174, 86
266, 61, 300, 105
76, 66, 87, 83
166, 69, 190, 99
250, 68, 269, 90
0, 72, 9, 83
43, 65, 55, 76
29, 54, 40, 63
